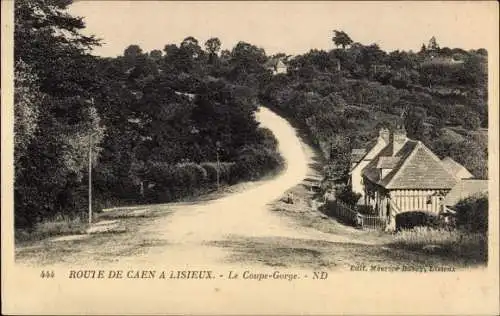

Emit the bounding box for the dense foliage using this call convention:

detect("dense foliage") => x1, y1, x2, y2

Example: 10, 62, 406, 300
455, 194, 488, 233
262, 32, 488, 180
14, 0, 281, 228
15, 0, 104, 228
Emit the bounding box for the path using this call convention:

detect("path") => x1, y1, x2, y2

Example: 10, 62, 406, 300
16, 106, 376, 269
120, 106, 359, 267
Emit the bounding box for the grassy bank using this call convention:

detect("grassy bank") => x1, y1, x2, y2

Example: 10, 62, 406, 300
15, 206, 162, 245
15, 216, 89, 244
389, 227, 487, 264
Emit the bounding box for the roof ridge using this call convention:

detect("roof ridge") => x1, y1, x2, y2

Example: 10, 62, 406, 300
384, 140, 421, 188
420, 141, 451, 166
420, 142, 461, 185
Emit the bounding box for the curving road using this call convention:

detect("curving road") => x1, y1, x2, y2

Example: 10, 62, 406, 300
16, 106, 363, 269
124, 106, 330, 266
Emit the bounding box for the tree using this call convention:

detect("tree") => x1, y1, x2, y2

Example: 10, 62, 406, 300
14, 0, 104, 228
149, 49, 163, 61
164, 44, 179, 56
205, 37, 222, 65
403, 105, 427, 141
14, 60, 42, 165
419, 43, 427, 54
427, 36, 439, 52
332, 30, 353, 49
180, 36, 202, 58
124, 45, 143, 59
205, 37, 221, 56
463, 112, 481, 130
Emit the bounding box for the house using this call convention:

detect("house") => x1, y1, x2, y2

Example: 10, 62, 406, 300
265, 58, 287, 75
353, 126, 464, 230
349, 128, 390, 201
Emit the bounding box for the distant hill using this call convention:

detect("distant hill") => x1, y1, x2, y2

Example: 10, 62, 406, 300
262, 35, 487, 179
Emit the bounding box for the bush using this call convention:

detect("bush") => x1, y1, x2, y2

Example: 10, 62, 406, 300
144, 162, 209, 201
201, 162, 218, 183
336, 185, 361, 206
218, 162, 237, 184
234, 145, 284, 180
201, 162, 237, 185
175, 162, 208, 189
257, 127, 279, 151
355, 204, 376, 216
455, 193, 488, 233
395, 211, 444, 230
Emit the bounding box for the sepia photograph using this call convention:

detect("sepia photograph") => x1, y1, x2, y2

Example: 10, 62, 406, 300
2, 0, 499, 314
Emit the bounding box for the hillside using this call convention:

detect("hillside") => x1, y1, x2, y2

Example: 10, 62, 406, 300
261, 35, 488, 180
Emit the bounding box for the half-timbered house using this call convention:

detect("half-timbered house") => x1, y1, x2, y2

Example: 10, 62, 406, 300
351, 126, 472, 230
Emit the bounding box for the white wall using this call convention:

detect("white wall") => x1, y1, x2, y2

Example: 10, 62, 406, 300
351, 160, 370, 195
350, 136, 388, 196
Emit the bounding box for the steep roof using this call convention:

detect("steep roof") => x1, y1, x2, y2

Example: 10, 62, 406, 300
376, 156, 400, 169
349, 138, 383, 172
441, 157, 474, 179
362, 139, 416, 184
362, 140, 458, 190
444, 179, 488, 206
351, 148, 367, 164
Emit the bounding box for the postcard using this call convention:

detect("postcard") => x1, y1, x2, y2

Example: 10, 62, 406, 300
2, 1, 499, 314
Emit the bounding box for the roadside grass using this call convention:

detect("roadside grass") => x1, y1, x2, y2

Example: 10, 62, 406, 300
209, 235, 484, 270
15, 204, 173, 266
15, 206, 172, 266
388, 227, 487, 264
15, 217, 89, 245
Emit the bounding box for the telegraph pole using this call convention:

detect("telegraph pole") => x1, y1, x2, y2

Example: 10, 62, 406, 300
88, 130, 93, 225
216, 141, 221, 189
88, 98, 94, 226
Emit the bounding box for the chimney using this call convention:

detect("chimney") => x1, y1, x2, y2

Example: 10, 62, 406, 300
392, 126, 407, 155
379, 127, 390, 144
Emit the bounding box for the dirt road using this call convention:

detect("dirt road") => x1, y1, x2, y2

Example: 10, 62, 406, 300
17, 106, 376, 270
120, 106, 362, 267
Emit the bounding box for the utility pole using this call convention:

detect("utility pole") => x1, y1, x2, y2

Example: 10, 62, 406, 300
216, 141, 221, 189
88, 97, 94, 226
88, 130, 93, 225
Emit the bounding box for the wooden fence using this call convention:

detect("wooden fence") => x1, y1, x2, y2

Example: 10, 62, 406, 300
325, 200, 387, 230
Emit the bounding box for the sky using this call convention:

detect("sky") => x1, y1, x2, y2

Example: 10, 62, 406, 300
69, 1, 498, 57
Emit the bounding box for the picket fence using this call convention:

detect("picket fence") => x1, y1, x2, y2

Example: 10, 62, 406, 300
327, 200, 387, 230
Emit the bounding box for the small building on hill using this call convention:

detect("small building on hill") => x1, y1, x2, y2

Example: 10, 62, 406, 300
265, 58, 287, 75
